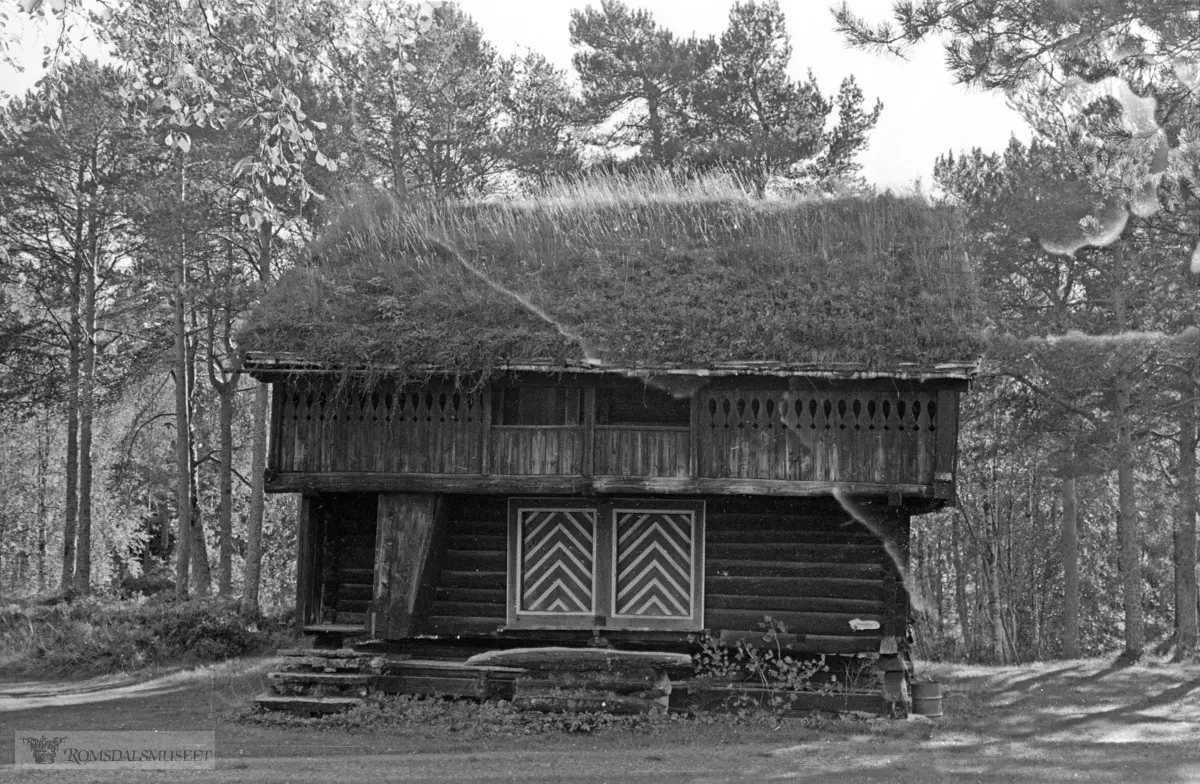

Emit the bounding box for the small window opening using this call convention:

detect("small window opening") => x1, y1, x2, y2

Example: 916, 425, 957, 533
496, 385, 583, 426
597, 381, 690, 426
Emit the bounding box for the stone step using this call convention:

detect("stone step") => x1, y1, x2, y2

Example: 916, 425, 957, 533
277, 648, 368, 659
277, 657, 378, 673
253, 694, 363, 716
268, 672, 372, 686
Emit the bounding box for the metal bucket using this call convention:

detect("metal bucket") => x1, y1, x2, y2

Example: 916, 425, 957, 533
911, 681, 943, 717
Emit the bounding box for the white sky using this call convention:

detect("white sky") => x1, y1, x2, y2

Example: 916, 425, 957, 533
454, 0, 1031, 190
1, 0, 1031, 190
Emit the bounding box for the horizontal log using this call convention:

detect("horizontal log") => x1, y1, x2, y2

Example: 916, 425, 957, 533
705, 529, 879, 545
466, 647, 692, 670
442, 550, 506, 572
429, 601, 507, 618
705, 594, 883, 615
424, 615, 504, 637
373, 675, 486, 698
269, 672, 371, 685
335, 599, 370, 614
707, 544, 883, 563
338, 567, 374, 583
340, 547, 375, 566
435, 587, 507, 605
254, 694, 362, 714
706, 610, 885, 637
716, 630, 882, 654
446, 519, 507, 536
437, 570, 506, 590
266, 472, 936, 499
707, 561, 885, 580
700, 513, 864, 533
447, 534, 506, 552
706, 576, 884, 603
512, 692, 664, 714
337, 584, 373, 600
514, 674, 668, 698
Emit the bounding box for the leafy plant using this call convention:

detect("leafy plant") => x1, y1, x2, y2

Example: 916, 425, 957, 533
690, 616, 837, 714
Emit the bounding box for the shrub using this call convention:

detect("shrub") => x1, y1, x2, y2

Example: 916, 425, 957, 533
0, 596, 291, 676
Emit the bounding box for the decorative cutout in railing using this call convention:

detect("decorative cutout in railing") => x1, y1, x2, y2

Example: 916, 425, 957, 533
276, 385, 485, 474
698, 388, 937, 484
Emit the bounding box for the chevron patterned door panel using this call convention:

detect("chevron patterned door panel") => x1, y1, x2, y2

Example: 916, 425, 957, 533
507, 499, 704, 630
610, 502, 704, 629
614, 511, 694, 618
518, 507, 596, 615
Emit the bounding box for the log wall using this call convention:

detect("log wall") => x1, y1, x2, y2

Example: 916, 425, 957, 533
416, 495, 903, 653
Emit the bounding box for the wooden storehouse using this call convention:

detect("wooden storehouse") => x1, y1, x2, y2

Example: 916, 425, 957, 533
243, 186, 981, 709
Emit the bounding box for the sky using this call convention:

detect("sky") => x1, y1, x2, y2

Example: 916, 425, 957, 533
453, 0, 1032, 190
1, 0, 1032, 191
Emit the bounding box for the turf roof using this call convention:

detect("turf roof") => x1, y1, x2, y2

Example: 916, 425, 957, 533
241, 175, 984, 380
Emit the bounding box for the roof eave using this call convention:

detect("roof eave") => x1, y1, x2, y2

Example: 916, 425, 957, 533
244, 352, 981, 382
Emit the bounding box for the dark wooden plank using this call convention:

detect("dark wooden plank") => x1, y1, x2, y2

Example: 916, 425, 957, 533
716, 630, 882, 655
705, 529, 878, 545
706, 609, 884, 637
266, 472, 934, 498
707, 544, 883, 563
338, 583, 373, 600
446, 534, 506, 551
467, 647, 691, 670
441, 550, 506, 572
706, 576, 885, 602
707, 560, 885, 580
374, 675, 486, 698
434, 587, 506, 604
427, 601, 507, 618
705, 594, 883, 615
425, 615, 503, 636
436, 570, 507, 590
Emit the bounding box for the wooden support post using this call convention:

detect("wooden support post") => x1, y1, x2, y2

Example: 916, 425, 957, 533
582, 385, 596, 478
933, 388, 959, 501
689, 391, 701, 479
372, 493, 443, 639
480, 383, 493, 476
295, 494, 319, 628
269, 382, 284, 470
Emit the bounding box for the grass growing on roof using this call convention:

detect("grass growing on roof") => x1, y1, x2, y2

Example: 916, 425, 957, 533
242, 171, 984, 379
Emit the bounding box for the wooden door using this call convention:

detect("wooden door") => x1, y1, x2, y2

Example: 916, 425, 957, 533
507, 498, 704, 631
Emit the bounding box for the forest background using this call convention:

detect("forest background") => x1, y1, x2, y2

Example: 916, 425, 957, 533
0, 0, 1198, 666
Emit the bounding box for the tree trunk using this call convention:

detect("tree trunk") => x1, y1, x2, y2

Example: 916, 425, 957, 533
37, 409, 49, 592
952, 508, 972, 657
243, 219, 273, 617
216, 380, 235, 596
73, 244, 97, 594
1113, 244, 1143, 661
1175, 386, 1198, 660
1062, 473, 1081, 658
61, 272, 81, 593
172, 157, 192, 600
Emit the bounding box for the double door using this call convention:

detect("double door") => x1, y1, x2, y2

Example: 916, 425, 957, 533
506, 499, 705, 631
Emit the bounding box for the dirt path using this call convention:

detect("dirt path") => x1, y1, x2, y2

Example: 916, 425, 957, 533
1, 657, 1198, 782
